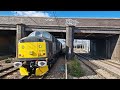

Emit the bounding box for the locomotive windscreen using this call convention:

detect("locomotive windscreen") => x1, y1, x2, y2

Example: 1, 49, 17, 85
28, 31, 52, 41
19, 37, 43, 43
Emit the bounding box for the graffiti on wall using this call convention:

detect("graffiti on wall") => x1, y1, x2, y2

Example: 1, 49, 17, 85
45, 18, 54, 21
65, 19, 79, 26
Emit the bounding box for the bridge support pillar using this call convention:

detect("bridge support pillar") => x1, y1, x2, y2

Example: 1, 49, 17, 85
16, 24, 26, 58
66, 26, 74, 60
90, 40, 96, 56
110, 35, 120, 60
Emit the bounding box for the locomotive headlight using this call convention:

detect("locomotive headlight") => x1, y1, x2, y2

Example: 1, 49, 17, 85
13, 62, 22, 68
38, 61, 47, 67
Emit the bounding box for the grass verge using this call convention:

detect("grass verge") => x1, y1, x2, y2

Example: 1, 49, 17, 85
67, 56, 84, 77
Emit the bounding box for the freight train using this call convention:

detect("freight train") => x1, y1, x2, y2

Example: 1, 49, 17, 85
13, 31, 62, 76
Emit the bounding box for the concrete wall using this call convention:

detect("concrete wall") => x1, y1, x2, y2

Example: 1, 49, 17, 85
9, 36, 16, 54
0, 36, 10, 55
90, 40, 96, 56
90, 35, 120, 60
96, 39, 106, 58
90, 39, 106, 58
0, 35, 16, 55
1, 16, 120, 27
66, 26, 74, 60
106, 35, 120, 60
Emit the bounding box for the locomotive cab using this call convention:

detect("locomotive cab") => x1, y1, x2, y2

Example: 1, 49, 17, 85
14, 31, 51, 76
13, 31, 62, 76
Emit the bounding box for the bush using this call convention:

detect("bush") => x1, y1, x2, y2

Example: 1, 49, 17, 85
67, 57, 84, 77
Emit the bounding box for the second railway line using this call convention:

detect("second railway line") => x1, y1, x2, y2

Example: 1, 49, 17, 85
75, 53, 120, 79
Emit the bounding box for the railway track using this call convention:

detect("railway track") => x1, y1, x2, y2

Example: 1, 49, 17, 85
0, 56, 26, 79
0, 56, 21, 79
89, 56, 120, 69
0, 65, 47, 79
75, 53, 119, 79
0, 55, 64, 79
21, 56, 63, 79
0, 64, 49, 79
75, 54, 106, 79
0, 61, 55, 79
21, 60, 56, 79
83, 55, 120, 78
106, 60, 120, 66
99, 60, 120, 69
21, 72, 48, 79
0, 66, 19, 79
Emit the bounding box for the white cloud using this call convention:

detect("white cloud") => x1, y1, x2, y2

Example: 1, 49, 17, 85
11, 11, 50, 17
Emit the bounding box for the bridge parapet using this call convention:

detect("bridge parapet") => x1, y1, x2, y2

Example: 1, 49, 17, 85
1, 16, 120, 27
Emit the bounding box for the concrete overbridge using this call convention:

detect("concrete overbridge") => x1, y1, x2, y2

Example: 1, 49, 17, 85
0, 16, 120, 60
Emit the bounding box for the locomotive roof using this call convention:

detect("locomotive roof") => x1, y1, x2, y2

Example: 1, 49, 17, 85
19, 36, 53, 43
19, 31, 61, 43
28, 31, 53, 41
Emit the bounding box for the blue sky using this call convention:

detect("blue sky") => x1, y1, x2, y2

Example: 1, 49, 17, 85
1, 11, 120, 18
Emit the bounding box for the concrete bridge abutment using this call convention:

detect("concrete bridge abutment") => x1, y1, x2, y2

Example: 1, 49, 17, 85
66, 26, 74, 60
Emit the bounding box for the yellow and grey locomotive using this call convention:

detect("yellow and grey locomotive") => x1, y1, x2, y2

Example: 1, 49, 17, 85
13, 31, 62, 76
